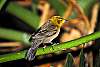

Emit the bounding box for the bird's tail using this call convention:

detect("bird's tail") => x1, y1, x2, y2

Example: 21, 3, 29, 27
26, 38, 43, 61
26, 47, 37, 61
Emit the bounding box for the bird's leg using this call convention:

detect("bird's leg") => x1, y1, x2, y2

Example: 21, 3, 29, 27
43, 43, 46, 51
51, 42, 60, 50
48, 41, 58, 45
42, 42, 54, 51
49, 42, 53, 44
42, 41, 59, 51
51, 45, 54, 50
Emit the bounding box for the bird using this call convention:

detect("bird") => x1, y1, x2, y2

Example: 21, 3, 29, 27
26, 16, 68, 61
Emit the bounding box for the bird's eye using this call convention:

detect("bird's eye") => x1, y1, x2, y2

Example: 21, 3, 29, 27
57, 20, 61, 24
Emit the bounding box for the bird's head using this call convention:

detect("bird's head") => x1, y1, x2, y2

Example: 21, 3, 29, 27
50, 16, 68, 28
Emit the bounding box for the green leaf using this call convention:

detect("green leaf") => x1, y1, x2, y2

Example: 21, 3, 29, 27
94, 49, 100, 67
64, 53, 74, 67
0, 28, 31, 45
6, 2, 40, 29
79, 49, 85, 67
0, 0, 6, 10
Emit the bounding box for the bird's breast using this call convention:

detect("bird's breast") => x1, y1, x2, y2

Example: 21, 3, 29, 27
43, 29, 60, 43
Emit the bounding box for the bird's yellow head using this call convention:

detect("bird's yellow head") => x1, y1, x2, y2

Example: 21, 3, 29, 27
50, 16, 68, 28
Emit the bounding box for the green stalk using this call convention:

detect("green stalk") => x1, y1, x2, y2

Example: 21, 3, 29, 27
0, 28, 31, 45
6, 2, 40, 29
0, 31, 100, 63
36, 31, 100, 55
0, 0, 6, 10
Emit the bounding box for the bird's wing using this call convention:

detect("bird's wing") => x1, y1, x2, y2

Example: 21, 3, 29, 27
31, 38, 44, 48
36, 22, 58, 37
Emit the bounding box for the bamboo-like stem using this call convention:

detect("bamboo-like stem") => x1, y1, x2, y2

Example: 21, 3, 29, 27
36, 31, 100, 55
0, 31, 100, 63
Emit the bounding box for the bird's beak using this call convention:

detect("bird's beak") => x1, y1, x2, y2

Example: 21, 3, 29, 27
64, 19, 68, 23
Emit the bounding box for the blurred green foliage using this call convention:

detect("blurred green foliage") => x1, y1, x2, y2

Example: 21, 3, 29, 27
7, 2, 40, 29
0, 28, 31, 45
79, 49, 85, 67
0, 0, 6, 10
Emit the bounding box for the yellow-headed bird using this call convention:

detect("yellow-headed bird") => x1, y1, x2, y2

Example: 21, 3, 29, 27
26, 16, 68, 61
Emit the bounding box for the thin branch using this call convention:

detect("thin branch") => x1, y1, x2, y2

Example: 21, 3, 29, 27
0, 31, 100, 63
